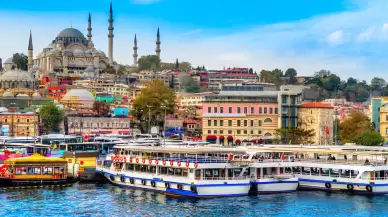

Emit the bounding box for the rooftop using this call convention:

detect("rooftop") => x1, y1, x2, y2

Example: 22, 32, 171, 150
299, 102, 334, 109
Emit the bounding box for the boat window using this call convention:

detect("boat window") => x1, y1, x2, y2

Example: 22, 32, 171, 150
34, 167, 41, 175
195, 169, 200, 178
28, 167, 34, 175
243, 168, 250, 176
15, 167, 24, 175
43, 167, 53, 175
160, 167, 167, 175
233, 168, 242, 177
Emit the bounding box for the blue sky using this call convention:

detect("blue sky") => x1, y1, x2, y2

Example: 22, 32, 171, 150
1, 0, 388, 80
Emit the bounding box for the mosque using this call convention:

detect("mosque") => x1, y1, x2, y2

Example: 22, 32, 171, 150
2, 2, 162, 80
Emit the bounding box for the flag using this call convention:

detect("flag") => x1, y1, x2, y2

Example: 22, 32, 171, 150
0, 165, 9, 174
281, 152, 285, 161
325, 128, 330, 135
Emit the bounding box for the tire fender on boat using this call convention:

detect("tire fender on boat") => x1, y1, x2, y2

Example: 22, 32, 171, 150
177, 184, 183, 191
165, 182, 171, 189
347, 184, 354, 191
186, 162, 190, 168
170, 161, 174, 166
366, 184, 373, 192
151, 180, 156, 188
130, 178, 134, 184
141, 180, 146, 186
325, 183, 331, 189
177, 161, 181, 167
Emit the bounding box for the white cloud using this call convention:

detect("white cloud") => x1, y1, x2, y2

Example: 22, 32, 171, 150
131, 0, 160, 5
357, 26, 376, 41
183, 29, 202, 35
382, 23, 388, 31
327, 30, 344, 46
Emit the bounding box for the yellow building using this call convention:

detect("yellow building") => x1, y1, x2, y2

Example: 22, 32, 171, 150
297, 102, 335, 145
0, 110, 37, 137
379, 103, 388, 140
176, 92, 216, 107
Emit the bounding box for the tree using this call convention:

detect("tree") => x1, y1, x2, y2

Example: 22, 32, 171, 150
116, 65, 127, 76
132, 80, 176, 133
180, 61, 192, 72
175, 58, 179, 70
314, 69, 331, 78
339, 111, 371, 144
357, 130, 384, 146
371, 77, 386, 91
39, 102, 64, 134
138, 55, 161, 71
12, 53, 28, 71
179, 73, 201, 93
248, 68, 254, 74
284, 68, 297, 84
102, 65, 116, 74
275, 128, 315, 144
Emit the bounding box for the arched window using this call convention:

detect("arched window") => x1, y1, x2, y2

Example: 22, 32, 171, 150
264, 133, 272, 136
264, 118, 272, 123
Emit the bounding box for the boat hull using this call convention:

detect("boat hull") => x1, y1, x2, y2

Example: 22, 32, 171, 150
0, 178, 78, 189
98, 169, 297, 198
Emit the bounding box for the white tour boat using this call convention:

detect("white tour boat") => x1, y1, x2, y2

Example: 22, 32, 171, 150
96, 145, 298, 198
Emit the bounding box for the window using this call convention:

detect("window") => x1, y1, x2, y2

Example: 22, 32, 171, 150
214, 120, 218, 126
208, 130, 211, 134
228, 130, 232, 134
214, 130, 217, 134
250, 107, 254, 114
237, 130, 241, 134
244, 130, 247, 134
259, 107, 262, 114
386, 115, 388, 121
220, 130, 224, 134
228, 107, 232, 113
208, 107, 211, 113
250, 120, 254, 127
275, 108, 278, 114
250, 130, 254, 134
237, 107, 241, 113
282, 96, 288, 104
228, 120, 232, 126
264, 108, 267, 114
214, 107, 218, 113
244, 107, 247, 114
258, 130, 262, 134
27, 119, 30, 123
220, 120, 224, 126
43, 167, 53, 175
269, 108, 273, 114
17, 119, 20, 123
264, 118, 272, 123
220, 107, 224, 113
4, 119, 7, 123
208, 120, 211, 127
259, 120, 262, 126
237, 120, 241, 126
244, 120, 247, 127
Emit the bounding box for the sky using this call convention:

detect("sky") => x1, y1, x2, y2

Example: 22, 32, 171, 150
1, 0, 388, 81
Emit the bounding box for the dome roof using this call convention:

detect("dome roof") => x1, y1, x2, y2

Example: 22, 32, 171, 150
4, 57, 13, 64
32, 92, 41, 98
0, 107, 8, 112
57, 28, 86, 39
73, 49, 84, 55
45, 43, 55, 49
0, 70, 34, 81
85, 66, 95, 73
16, 94, 29, 98
62, 89, 95, 101
3, 91, 13, 97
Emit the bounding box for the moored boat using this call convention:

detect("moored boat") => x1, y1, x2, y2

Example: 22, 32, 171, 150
0, 153, 78, 189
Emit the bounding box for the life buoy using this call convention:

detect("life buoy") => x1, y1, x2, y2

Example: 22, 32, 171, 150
194, 162, 198, 168
347, 184, 354, 191
170, 161, 174, 166
142, 158, 146, 163
366, 184, 373, 192
136, 158, 139, 163
190, 184, 197, 193
325, 183, 331, 189
165, 182, 171, 189
155, 160, 159, 165
149, 159, 152, 164
142, 180, 146, 186
228, 154, 233, 161
177, 184, 183, 190
130, 157, 133, 163
123, 157, 127, 162
130, 178, 134, 184
177, 161, 181, 167
151, 180, 156, 188
163, 160, 166, 165
186, 162, 190, 168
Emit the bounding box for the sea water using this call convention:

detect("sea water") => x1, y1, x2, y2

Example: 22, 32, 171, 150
0, 183, 388, 217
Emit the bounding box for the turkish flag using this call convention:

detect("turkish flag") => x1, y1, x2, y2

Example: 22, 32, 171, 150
0, 165, 9, 174
325, 128, 330, 135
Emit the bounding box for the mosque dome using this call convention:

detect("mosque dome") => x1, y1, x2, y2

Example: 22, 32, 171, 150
16, 94, 29, 99
3, 91, 13, 97
45, 43, 56, 49
32, 92, 42, 98
85, 66, 95, 73
4, 57, 13, 64
73, 49, 84, 55
57, 28, 86, 39
0, 70, 34, 82
62, 89, 95, 101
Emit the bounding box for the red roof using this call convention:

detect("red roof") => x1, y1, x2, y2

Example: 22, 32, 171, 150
183, 119, 196, 124
299, 102, 334, 109
224, 74, 257, 77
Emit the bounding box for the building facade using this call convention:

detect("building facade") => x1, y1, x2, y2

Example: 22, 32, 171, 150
297, 102, 335, 145
67, 116, 130, 135
379, 103, 388, 140
0, 111, 37, 137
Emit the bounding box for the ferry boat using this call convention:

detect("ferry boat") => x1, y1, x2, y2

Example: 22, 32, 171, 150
96, 145, 298, 198
0, 153, 78, 189
250, 146, 388, 195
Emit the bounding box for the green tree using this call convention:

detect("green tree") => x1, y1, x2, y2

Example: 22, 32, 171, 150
175, 58, 179, 70
248, 68, 254, 74
371, 77, 386, 91
39, 102, 64, 134
275, 128, 315, 144
357, 130, 384, 146
284, 68, 297, 84
132, 80, 176, 133
138, 55, 161, 71
12, 53, 28, 71
102, 65, 116, 74
179, 73, 201, 93
339, 111, 371, 144
180, 61, 192, 72
116, 65, 127, 76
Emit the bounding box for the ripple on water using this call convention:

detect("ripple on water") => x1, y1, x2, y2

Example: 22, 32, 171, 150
1, 184, 388, 217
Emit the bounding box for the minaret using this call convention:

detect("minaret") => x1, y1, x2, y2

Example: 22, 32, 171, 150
28, 30, 33, 73
133, 34, 138, 67
108, 2, 114, 65
156, 27, 161, 59
87, 13, 92, 42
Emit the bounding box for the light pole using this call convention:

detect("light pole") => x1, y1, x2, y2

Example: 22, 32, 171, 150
147, 105, 152, 134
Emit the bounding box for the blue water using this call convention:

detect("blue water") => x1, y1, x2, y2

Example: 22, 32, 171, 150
1, 183, 388, 216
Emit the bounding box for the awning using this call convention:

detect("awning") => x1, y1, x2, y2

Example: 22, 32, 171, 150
99, 130, 112, 134
219, 136, 225, 140
227, 135, 233, 141
119, 130, 130, 134
206, 135, 217, 140
242, 139, 249, 142
235, 139, 241, 144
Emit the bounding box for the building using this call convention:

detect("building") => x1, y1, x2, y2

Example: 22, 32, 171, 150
370, 97, 388, 132
278, 86, 306, 129
0, 109, 37, 137
67, 116, 130, 135
61, 89, 95, 109
176, 92, 215, 107
0, 70, 36, 90
298, 102, 335, 145
379, 103, 388, 140
73, 78, 131, 97
202, 91, 279, 145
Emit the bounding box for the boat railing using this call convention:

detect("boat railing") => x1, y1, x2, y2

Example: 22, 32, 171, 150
360, 177, 388, 181
201, 176, 249, 181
